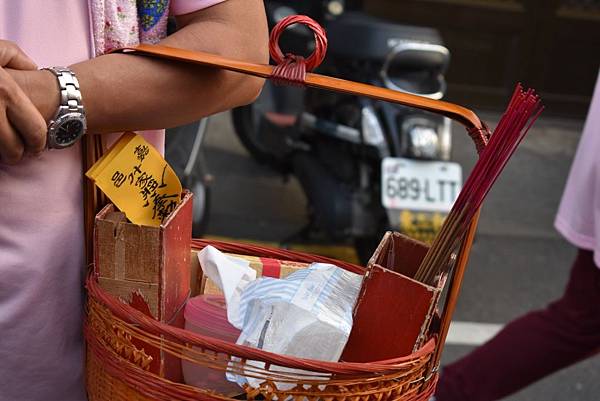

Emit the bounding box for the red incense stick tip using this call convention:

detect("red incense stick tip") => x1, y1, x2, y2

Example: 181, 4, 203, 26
416, 83, 543, 283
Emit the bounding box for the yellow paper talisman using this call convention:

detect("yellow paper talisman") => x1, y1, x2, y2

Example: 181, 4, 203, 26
86, 132, 182, 227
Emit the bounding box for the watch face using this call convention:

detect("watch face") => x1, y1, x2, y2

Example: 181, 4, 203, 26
50, 114, 86, 148
56, 119, 83, 145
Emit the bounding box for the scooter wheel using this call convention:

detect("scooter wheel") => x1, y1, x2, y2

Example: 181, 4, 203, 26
191, 179, 210, 237
231, 105, 275, 165
231, 105, 291, 174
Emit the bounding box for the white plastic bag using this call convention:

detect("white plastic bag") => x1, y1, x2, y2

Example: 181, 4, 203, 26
198, 246, 363, 388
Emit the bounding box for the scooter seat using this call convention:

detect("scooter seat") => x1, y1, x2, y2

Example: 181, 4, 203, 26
327, 12, 444, 63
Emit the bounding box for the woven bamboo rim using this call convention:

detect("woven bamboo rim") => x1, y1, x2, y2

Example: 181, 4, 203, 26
85, 239, 438, 401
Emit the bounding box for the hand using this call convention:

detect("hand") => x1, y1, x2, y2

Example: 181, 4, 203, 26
0, 40, 48, 164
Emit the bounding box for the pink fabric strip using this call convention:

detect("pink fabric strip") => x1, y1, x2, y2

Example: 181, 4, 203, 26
170, 0, 227, 15
87, 0, 97, 57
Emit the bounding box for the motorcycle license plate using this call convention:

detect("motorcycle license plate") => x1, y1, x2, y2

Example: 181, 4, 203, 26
381, 157, 462, 212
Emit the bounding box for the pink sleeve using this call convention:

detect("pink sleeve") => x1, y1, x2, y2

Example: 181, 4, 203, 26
170, 0, 228, 16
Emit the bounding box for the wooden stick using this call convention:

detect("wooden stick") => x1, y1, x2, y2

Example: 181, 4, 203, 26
430, 210, 481, 373
118, 44, 486, 135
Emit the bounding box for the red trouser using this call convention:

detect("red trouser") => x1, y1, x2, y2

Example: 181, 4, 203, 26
435, 249, 600, 401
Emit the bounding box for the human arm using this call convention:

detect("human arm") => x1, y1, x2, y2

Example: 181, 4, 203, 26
9, 0, 268, 138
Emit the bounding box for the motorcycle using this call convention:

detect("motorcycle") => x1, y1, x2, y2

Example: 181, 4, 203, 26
232, 1, 461, 263
165, 118, 211, 237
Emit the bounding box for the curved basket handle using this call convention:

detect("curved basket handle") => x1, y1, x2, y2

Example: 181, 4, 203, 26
113, 15, 490, 154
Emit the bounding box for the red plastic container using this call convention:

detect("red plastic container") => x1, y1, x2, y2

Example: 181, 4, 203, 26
182, 295, 241, 395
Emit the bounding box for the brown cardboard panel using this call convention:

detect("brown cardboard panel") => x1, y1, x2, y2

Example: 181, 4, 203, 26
122, 223, 160, 283
95, 211, 127, 279
190, 250, 202, 297
342, 265, 438, 362
161, 191, 193, 323
93, 191, 193, 382
369, 231, 429, 278
98, 277, 159, 317
342, 232, 441, 362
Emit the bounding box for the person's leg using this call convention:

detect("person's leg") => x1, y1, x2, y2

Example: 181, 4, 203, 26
435, 249, 600, 401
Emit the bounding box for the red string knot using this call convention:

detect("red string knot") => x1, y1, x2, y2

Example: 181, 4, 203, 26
467, 123, 491, 154
269, 15, 328, 86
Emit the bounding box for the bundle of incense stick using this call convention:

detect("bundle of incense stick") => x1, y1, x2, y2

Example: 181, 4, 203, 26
415, 84, 543, 285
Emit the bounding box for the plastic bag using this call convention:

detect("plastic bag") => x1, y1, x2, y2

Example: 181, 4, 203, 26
198, 246, 364, 388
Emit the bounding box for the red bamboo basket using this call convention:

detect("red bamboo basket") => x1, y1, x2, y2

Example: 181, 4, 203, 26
82, 15, 539, 401
85, 238, 445, 401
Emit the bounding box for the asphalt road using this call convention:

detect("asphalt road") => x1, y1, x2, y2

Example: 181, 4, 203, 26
200, 110, 599, 401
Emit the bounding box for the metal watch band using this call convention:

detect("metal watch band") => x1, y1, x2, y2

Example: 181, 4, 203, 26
44, 66, 85, 117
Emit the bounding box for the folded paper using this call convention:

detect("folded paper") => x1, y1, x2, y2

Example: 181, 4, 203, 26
86, 132, 182, 227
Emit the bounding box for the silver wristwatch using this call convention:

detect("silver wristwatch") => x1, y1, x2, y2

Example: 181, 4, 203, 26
44, 66, 87, 149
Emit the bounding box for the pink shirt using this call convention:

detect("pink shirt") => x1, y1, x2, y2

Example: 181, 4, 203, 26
555, 71, 600, 268
0, 1, 225, 400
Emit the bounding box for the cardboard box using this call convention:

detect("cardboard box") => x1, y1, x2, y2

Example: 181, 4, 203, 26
190, 249, 203, 297
94, 190, 193, 381
196, 252, 310, 296
341, 231, 445, 362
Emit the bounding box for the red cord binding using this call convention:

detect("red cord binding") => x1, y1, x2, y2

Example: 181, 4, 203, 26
467, 123, 491, 154
269, 15, 328, 86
